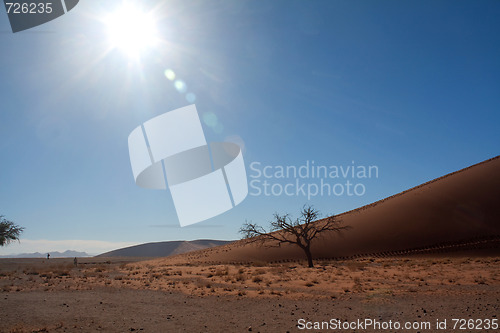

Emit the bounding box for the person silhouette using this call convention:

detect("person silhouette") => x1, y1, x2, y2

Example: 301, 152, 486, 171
73, 257, 78, 267
47, 253, 50, 260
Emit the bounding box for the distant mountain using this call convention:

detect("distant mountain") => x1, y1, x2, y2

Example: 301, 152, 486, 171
96, 239, 234, 258
0, 250, 90, 258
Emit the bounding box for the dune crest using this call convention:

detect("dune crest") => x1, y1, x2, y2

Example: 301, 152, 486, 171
164, 156, 500, 265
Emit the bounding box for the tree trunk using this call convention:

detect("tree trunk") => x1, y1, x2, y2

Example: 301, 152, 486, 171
304, 247, 314, 268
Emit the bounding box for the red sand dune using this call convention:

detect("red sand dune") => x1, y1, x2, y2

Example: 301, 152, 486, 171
172, 156, 500, 264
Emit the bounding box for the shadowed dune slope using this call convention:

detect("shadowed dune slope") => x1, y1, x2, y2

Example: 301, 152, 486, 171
96, 240, 233, 258
167, 156, 500, 264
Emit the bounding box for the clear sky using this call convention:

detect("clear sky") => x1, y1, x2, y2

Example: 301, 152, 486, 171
1, 0, 499, 255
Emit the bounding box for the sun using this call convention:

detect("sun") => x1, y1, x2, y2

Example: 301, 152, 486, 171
104, 3, 159, 58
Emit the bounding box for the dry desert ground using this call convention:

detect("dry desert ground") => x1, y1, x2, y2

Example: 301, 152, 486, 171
0, 255, 498, 332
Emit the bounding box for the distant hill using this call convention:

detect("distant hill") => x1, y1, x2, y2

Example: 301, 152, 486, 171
96, 239, 234, 258
0, 250, 90, 258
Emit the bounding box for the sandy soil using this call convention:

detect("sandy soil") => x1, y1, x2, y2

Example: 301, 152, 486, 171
1, 256, 498, 332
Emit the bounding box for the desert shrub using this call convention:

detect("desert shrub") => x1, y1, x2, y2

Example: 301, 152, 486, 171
215, 267, 229, 276
270, 266, 286, 275
252, 276, 263, 283
53, 270, 70, 277
474, 276, 487, 285
94, 265, 106, 273
353, 277, 363, 292
251, 260, 266, 267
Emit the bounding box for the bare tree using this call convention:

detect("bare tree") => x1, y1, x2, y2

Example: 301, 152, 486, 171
240, 205, 350, 267
0, 215, 24, 246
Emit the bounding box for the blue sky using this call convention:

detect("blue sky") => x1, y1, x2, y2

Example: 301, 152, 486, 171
1, 0, 499, 255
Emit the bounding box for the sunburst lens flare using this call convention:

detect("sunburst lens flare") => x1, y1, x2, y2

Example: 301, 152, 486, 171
104, 4, 158, 58
164, 69, 176, 81
174, 80, 187, 93
186, 92, 196, 103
